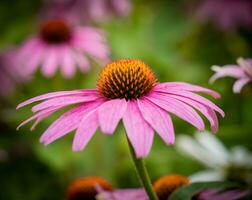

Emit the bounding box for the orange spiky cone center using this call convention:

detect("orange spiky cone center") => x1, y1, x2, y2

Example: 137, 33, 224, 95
97, 59, 157, 100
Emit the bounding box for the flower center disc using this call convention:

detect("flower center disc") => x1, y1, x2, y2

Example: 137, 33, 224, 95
153, 175, 190, 200
40, 19, 72, 44
66, 176, 113, 200
97, 59, 157, 100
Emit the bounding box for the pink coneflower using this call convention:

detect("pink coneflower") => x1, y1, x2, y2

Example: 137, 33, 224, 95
97, 174, 251, 200
43, 0, 131, 23
210, 58, 252, 93
197, 0, 252, 31
16, 19, 109, 79
17, 59, 224, 158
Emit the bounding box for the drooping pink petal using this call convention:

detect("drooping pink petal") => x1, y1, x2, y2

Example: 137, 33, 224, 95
138, 98, 175, 144
17, 106, 63, 130
98, 99, 127, 135
41, 46, 59, 77
155, 82, 220, 98
160, 93, 219, 133
23, 46, 44, 76
16, 89, 97, 109
209, 65, 247, 83
122, 101, 154, 158
40, 100, 103, 145
233, 78, 251, 93
60, 46, 76, 78
154, 89, 224, 117
147, 93, 205, 131
74, 51, 90, 72
72, 109, 99, 151
31, 95, 99, 112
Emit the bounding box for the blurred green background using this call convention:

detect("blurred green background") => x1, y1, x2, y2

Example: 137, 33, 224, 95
0, 0, 252, 199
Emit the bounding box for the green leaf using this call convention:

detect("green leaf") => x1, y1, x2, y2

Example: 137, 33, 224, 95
168, 181, 239, 200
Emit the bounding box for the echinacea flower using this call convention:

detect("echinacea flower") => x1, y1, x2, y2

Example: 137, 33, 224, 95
97, 174, 251, 200
16, 19, 109, 79
65, 176, 113, 200
17, 59, 224, 158
176, 131, 252, 185
196, 0, 252, 31
97, 174, 189, 200
43, 0, 131, 24
210, 58, 252, 93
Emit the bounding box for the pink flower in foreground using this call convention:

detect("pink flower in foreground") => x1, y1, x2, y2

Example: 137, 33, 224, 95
16, 19, 109, 79
17, 59, 224, 158
210, 58, 252, 93
43, 0, 131, 23
197, 0, 252, 31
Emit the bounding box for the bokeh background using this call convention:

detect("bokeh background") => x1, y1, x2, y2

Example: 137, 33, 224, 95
0, 0, 252, 199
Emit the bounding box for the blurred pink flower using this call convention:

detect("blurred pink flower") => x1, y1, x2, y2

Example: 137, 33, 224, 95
210, 58, 252, 93
97, 188, 251, 200
197, 0, 252, 31
16, 19, 109, 79
17, 59, 223, 158
43, 0, 131, 23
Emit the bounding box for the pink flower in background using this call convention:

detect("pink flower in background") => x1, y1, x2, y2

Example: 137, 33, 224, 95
16, 19, 109, 79
17, 59, 224, 158
0, 51, 26, 97
197, 0, 252, 31
210, 58, 252, 93
97, 188, 251, 200
96, 174, 251, 200
43, 0, 131, 23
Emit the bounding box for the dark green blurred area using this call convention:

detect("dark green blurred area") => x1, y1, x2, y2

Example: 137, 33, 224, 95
0, 0, 252, 199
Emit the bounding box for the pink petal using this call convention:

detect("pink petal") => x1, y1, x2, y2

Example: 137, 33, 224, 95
17, 106, 63, 130
16, 89, 97, 109
74, 51, 90, 72
138, 98, 175, 144
17, 37, 40, 59
74, 27, 105, 42
98, 99, 127, 135
60, 46, 76, 78
122, 101, 154, 158
41, 46, 59, 77
233, 78, 251, 93
147, 93, 205, 131
40, 100, 103, 145
162, 94, 219, 133
155, 82, 220, 98
237, 57, 252, 77
210, 65, 246, 83
23, 45, 44, 76
32, 95, 99, 112
154, 89, 224, 117
72, 109, 99, 151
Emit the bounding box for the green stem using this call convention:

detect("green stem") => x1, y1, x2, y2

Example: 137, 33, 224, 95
127, 139, 158, 200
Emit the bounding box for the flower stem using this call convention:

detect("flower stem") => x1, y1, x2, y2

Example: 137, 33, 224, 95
127, 138, 158, 200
